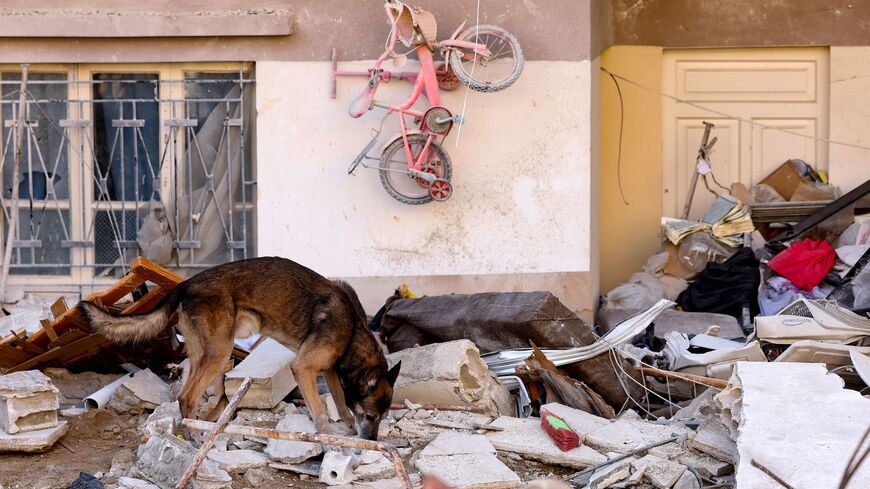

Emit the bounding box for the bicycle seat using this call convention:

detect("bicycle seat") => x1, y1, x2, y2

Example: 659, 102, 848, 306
349, 82, 378, 118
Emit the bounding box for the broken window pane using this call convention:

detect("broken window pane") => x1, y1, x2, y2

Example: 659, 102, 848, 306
1, 72, 71, 275
92, 73, 160, 202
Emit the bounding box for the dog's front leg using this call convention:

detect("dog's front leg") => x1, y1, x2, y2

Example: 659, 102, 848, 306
291, 364, 332, 435
324, 369, 357, 434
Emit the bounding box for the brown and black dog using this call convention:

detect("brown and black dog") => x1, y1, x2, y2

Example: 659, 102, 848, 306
77, 257, 401, 440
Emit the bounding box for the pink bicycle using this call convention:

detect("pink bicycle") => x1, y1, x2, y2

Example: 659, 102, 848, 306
333, 1, 523, 204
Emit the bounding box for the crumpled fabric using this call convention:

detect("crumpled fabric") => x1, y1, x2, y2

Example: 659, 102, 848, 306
758, 276, 827, 316
768, 239, 836, 290
676, 247, 761, 321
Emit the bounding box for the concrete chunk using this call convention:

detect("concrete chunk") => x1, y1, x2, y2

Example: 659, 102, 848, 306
677, 450, 731, 478
486, 416, 607, 469
689, 418, 737, 465
386, 340, 512, 415
118, 477, 161, 489
586, 420, 691, 455
416, 453, 521, 489
588, 458, 632, 489
225, 338, 298, 409
0, 420, 67, 452
321, 450, 357, 486
108, 368, 171, 414
264, 412, 322, 463
540, 403, 610, 439
207, 449, 270, 473
0, 370, 60, 434
354, 454, 395, 481
420, 432, 496, 458
672, 471, 700, 489
631, 455, 687, 489
717, 362, 870, 489
134, 431, 231, 489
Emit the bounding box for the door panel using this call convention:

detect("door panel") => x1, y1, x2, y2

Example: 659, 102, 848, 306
663, 48, 829, 220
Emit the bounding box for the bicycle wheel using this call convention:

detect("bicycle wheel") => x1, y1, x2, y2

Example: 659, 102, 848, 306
379, 134, 453, 205
448, 25, 524, 93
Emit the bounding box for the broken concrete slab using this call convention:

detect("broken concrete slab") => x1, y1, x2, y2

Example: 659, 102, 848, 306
118, 477, 161, 489
323, 393, 342, 422
588, 458, 632, 489
688, 418, 737, 465
207, 449, 270, 473
332, 474, 424, 489
717, 362, 870, 489
225, 338, 298, 409
631, 455, 687, 489
386, 340, 512, 415
672, 471, 699, 489
0, 420, 67, 452
416, 452, 521, 489
108, 369, 171, 414
321, 450, 357, 486
420, 432, 496, 458
354, 456, 395, 481
647, 439, 690, 461
585, 420, 691, 455
486, 416, 607, 469
677, 450, 731, 478
0, 370, 60, 434
134, 431, 231, 489
672, 389, 717, 422
540, 403, 609, 440
172, 358, 232, 419
264, 412, 322, 463
144, 401, 181, 438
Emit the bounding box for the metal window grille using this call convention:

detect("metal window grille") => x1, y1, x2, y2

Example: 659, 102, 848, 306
0, 70, 256, 283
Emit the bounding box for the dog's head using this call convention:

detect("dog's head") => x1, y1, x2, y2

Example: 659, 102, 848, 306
347, 361, 401, 440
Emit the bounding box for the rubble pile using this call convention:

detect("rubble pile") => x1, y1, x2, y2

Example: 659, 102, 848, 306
0, 166, 867, 489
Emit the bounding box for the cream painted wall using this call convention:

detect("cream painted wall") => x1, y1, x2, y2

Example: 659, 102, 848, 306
255, 60, 596, 312
598, 46, 664, 294
829, 47, 870, 192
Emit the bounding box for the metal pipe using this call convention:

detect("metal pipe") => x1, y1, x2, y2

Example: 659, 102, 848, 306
181, 419, 413, 489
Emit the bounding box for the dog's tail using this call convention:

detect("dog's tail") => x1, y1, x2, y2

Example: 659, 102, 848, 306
77, 285, 185, 344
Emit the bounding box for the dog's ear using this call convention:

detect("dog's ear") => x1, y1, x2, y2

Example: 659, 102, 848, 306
386, 361, 402, 386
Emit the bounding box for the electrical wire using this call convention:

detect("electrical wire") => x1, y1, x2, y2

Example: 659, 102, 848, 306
605, 71, 629, 206
600, 66, 870, 153
453, 0, 481, 147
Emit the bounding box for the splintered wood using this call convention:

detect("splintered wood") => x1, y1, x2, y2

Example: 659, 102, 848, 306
0, 257, 186, 373
524, 345, 617, 420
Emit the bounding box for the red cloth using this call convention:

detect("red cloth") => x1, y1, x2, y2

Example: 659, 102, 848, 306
768, 239, 836, 290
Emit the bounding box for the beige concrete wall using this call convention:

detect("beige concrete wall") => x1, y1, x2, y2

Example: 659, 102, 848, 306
829, 47, 870, 193
255, 60, 597, 317
598, 46, 663, 294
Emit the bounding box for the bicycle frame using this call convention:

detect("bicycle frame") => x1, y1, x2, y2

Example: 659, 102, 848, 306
332, 7, 492, 177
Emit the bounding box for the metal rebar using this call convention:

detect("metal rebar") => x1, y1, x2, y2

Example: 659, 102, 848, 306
175, 376, 253, 489
181, 418, 413, 489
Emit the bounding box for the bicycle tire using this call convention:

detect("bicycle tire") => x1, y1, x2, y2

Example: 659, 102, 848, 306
379, 135, 453, 205
448, 25, 524, 93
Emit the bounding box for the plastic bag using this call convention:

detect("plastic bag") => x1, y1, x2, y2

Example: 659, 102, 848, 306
599, 273, 665, 332
678, 232, 737, 273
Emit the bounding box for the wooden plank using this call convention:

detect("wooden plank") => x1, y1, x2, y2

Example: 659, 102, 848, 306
0, 344, 36, 370
40, 319, 59, 342
9, 334, 108, 373
48, 329, 89, 349
9, 331, 47, 355
50, 297, 69, 319
0, 328, 27, 347
131, 257, 185, 289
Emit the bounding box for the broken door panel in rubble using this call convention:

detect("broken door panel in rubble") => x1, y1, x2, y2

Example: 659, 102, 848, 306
379, 291, 644, 408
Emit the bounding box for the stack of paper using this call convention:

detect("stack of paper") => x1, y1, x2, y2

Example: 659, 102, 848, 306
662, 196, 754, 247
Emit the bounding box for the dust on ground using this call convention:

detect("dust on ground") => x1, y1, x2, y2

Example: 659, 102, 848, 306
0, 410, 141, 489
